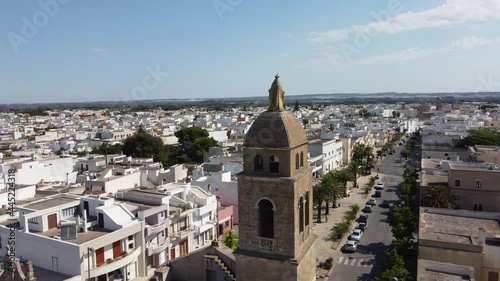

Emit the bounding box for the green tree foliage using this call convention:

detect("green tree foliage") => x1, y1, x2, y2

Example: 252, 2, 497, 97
359, 109, 372, 118
174, 127, 218, 163
458, 128, 500, 147
422, 185, 456, 209
321, 172, 344, 212
91, 143, 124, 155
25, 106, 50, 116
313, 183, 332, 223
332, 222, 350, 239
123, 129, 169, 166
222, 230, 239, 251
330, 168, 355, 197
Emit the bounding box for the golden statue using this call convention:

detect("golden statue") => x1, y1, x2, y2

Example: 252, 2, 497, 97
268, 74, 285, 111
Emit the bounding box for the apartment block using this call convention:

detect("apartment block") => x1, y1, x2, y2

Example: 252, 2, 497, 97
0, 194, 146, 281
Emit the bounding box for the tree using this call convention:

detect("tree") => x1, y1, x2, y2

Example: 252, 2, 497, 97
313, 183, 332, 223
422, 185, 456, 209
91, 143, 123, 155
458, 128, 500, 147
222, 230, 239, 251
321, 172, 344, 212
348, 160, 362, 188
330, 168, 355, 197
123, 130, 169, 165
331, 222, 350, 239
175, 127, 218, 163
294, 100, 299, 112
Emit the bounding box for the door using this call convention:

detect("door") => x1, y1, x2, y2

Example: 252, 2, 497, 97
83, 201, 89, 217
48, 214, 57, 229
170, 248, 175, 260
180, 240, 188, 256
98, 213, 104, 228
113, 241, 121, 259
95, 247, 105, 267
488, 271, 499, 281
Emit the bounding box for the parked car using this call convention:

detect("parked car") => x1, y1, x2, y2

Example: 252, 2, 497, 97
367, 198, 377, 206
373, 191, 382, 198
344, 240, 358, 253
358, 214, 369, 223
381, 200, 393, 208
356, 222, 368, 232
350, 229, 363, 241
375, 182, 384, 190
363, 205, 373, 213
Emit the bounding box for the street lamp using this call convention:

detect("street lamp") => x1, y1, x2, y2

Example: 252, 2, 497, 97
87, 247, 94, 281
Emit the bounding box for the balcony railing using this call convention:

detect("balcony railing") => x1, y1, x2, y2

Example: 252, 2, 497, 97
146, 237, 170, 256
88, 246, 142, 279
145, 219, 169, 236
171, 225, 197, 240
259, 237, 274, 252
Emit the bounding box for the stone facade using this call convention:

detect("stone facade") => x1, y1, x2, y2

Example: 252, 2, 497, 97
235, 76, 316, 281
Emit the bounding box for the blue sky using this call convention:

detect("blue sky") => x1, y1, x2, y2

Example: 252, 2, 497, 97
1, 0, 500, 104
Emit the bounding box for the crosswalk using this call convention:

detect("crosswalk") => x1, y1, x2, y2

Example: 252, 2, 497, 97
337, 256, 374, 268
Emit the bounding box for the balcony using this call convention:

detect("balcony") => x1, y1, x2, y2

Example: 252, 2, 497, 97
197, 220, 216, 235
145, 219, 169, 237
146, 237, 170, 256
259, 237, 274, 252
171, 225, 197, 241
88, 246, 142, 279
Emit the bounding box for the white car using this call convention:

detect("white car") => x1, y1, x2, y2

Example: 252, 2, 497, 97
344, 240, 358, 253
350, 229, 363, 241
375, 182, 384, 190
368, 198, 377, 206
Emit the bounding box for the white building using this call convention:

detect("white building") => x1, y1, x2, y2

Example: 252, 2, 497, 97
0, 194, 146, 281
308, 136, 343, 176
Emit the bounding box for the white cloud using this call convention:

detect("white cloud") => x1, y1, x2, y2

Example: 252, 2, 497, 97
308, 0, 500, 43
300, 36, 500, 68
451, 35, 500, 49
92, 47, 108, 53
355, 36, 500, 65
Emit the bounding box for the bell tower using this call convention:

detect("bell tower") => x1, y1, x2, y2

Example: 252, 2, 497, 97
235, 75, 317, 281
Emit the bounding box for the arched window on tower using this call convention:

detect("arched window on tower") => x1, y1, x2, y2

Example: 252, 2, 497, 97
258, 199, 274, 238
295, 153, 300, 169
299, 196, 304, 233
300, 151, 304, 167
269, 155, 280, 173
305, 191, 310, 227
254, 155, 263, 172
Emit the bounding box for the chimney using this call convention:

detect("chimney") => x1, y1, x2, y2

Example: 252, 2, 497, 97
478, 228, 486, 245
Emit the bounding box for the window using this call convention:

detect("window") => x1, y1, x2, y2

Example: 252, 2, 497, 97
488, 271, 499, 281
258, 199, 274, 239
476, 180, 482, 188
207, 184, 211, 192
295, 153, 300, 169
455, 179, 461, 187
444, 153, 449, 156
299, 197, 304, 233
305, 191, 310, 227
254, 155, 264, 172
225, 221, 229, 227
300, 152, 304, 167
269, 155, 279, 173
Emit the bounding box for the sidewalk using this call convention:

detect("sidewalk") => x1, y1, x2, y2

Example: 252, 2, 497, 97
313, 172, 383, 277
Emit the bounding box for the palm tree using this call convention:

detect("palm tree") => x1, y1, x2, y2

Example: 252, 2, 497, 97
422, 185, 456, 209
331, 168, 354, 197
321, 173, 344, 213
313, 183, 332, 223
348, 160, 362, 188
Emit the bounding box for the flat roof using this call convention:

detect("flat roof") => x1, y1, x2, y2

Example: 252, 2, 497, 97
420, 270, 470, 281
420, 211, 500, 244
448, 162, 500, 172
22, 195, 80, 211
39, 226, 112, 245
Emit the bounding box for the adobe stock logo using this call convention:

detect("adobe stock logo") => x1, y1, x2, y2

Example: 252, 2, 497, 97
7, 0, 71, 54
120, 65, 170, 102
213, 0, 243, 21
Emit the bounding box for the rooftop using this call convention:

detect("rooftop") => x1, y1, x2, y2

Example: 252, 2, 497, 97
421, 270, 471, 281
420, 208, 500, 245
21, 194, 80, 211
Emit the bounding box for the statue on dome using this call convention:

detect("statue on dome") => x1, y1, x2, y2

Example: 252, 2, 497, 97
268, 74, 285, 111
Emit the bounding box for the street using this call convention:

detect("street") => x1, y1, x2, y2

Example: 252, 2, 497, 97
328, 143, 406, 280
